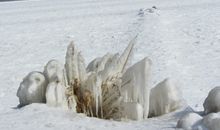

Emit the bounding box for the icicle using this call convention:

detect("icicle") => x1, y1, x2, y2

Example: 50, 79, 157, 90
63, 68, 69, 89
82, 72, 101, 117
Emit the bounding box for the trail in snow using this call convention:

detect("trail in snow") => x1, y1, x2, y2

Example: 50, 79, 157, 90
132, 3, 220, 111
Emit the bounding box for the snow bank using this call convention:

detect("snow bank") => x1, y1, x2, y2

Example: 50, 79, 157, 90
17, 71, 47, 107
149, 78, 183, 117
203, 87, 220, 114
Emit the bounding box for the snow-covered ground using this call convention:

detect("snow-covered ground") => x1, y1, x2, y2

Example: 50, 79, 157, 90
0, 0, 220, 129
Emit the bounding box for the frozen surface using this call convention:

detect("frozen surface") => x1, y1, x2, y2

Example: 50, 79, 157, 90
0, 0, 220, 129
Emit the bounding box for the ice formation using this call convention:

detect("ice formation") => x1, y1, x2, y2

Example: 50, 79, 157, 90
176, 87, 220, 130
65, 41, 87, 85
203, 112, 220, 130
121, 102, 144, 120
44, 60, 69, 109
121, 57, 151, 119
16, 37, 184, 120
149, 78, 183, 117
176, 112, 203, 130
203, 86, 220, 114
17, 71, 47, 107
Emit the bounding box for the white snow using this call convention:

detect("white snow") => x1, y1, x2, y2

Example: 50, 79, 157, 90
1, 0, 220, 129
